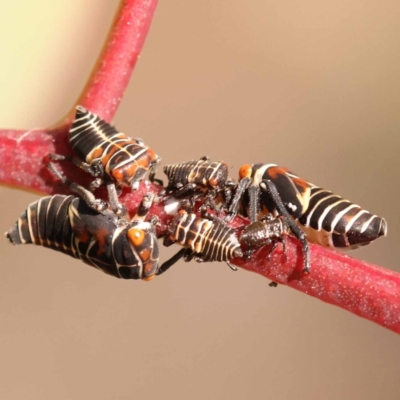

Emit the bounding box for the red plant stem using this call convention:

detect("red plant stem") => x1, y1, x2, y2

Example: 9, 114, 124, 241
0, 0, 158, 193
0, 0, 399, 335
77, 0, 159, 121
231, 232, 400, 334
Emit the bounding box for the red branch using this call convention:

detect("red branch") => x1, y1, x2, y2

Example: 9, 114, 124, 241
231, 232, 400, 334
77, 0, 159, 120
1, 0, 399, 335
0, 0, 158, 194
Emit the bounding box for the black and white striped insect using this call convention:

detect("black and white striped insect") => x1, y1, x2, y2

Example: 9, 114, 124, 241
158, 208, 243, 275
48, 106, 161, 216
6, 193, 161, 281
229, 163, 387, 272
162, 156, 236, 210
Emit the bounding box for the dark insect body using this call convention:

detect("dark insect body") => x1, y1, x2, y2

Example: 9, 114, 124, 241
48, 106, 161, 216
229, 163, 387, 272
162, 156, 235, 209
158, 209, 243, 275
6, 193, 161, 281
240, 216, 291, 288
240, 216, 289, 258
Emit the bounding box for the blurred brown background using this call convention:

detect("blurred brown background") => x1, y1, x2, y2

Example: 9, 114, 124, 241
1, 1, 400, 399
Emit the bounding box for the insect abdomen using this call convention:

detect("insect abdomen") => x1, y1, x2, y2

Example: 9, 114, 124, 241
164, 159, 229, 189
163, 161, 198, 186
7, 195, 78, 257
298, 187, 387, 248
241, 219, 288, 248
170, 212, 242, 261
69, 108, 115, 160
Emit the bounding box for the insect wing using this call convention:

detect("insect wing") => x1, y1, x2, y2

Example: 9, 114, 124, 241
263, 166, 312, 218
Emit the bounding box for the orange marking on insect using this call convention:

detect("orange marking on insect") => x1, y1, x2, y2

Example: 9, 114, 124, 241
100, 146, 119, 166
143, 274, 156, 282
239, 164, 252, 179
290, 175, 311, 193
136, 155, 151, 169
75, 227, 90, 243
111, 168, 125, 181
209, 177, 219, 187
146, 148, 157, 162
267, 166, 289, 179
128, 228, 145, 246
139, 249, 151, 261
123, 162, 138, 178
94, 227, 110, 256
90, 147, 104, 160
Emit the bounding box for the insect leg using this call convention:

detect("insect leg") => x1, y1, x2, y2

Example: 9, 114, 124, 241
106, 181, 127, 217
156, 248, 187, 276
47, 153, 70, 162
226, 261, 238, 271
89, 178, 104, 192
227, 177, 251, 221
247, 184, 261, 223
48, 153, 102, 177
260, 179, 310, 273
222, 180, 236, 211
163, 236, 175, 247
152, 178, 164, 186
198, 190, 220, 215
266, 240, 277, 261
149, 216, 159, 233
148, 158, 163, 186
133, 193, 154, 221
200, 210, 225, 225
183, 249, 196, 262
47, 162, 108, 212
172, 183, 198, 197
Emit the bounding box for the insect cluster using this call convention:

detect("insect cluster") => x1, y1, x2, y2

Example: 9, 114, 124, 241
6, 107, 388, 282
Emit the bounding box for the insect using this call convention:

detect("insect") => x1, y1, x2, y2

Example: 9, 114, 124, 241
6, 192, 161, 281
229, 163, 387, 272
162, 156, 236, 210
158, 206, 243, 275
48, 106, 161, 216
240, 215, 290, 258
240, 216, 291, 288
